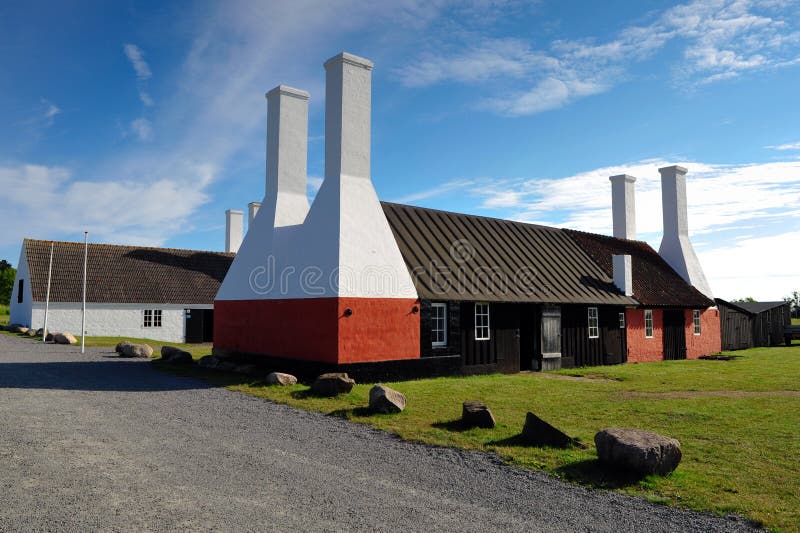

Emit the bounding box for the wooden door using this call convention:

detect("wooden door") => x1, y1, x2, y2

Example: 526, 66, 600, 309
602, 309, 626, 364
663, 310, 686, 360
185, 309, 204, 344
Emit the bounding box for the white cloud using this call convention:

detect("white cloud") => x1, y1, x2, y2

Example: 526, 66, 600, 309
123, 43, 152, 80
768, 141, 800, 150
398, 0, 800, 115
0, 163, 214, 247
130, 118, 153, 141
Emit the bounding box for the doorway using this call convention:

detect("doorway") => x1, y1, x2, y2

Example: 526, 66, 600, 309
663, 310, 686, 360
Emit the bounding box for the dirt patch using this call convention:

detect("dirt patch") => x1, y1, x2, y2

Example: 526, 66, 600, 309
520, 371, 617, 383
618, 390, 800, 400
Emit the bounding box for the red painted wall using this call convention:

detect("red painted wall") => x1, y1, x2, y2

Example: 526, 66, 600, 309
625, 308, 664, 363
214, 298, 421, 364
685, 308, 721, 359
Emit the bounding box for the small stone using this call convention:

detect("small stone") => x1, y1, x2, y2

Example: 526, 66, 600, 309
120, 343, 153, 358
25, 329, 38, 337
369, 385, 407, 414
15, 326, 30, 334
54, 332, 77, 345
266, 372, 298, 386
521, 412, 574, 448
115, 341, 133, 354
595, 427, 682, 475
160, 346, 193, 364
45, 332, 55, 342
310, 373, 355, 396
461, 401, 495, 429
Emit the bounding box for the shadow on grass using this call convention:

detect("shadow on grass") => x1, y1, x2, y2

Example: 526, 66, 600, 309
700, 354, 745, 361
487, 433, 589, 450
328, 407, 373, 419
555, 458, 649, 489
431, 419, 471, 432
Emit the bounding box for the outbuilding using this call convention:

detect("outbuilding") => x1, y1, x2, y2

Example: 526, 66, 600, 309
9, 240, 233, 343
715, 299, 791, 349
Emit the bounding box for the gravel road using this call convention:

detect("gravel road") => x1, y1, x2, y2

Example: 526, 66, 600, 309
0, 333, 758, 532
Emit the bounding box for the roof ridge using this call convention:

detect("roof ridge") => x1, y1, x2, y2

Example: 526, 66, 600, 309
23, 237, 234, 257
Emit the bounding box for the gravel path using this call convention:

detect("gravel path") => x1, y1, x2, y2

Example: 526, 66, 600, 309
0, 334, 758, 532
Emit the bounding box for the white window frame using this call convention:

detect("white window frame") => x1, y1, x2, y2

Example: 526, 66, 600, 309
143, 309, 163, 328
431, 303, 447, 347
644, 309, 654, 338
693, 310, 701, 335
474, 303, 490, 341
619, 312, 626, 329
588, 307, 599, 339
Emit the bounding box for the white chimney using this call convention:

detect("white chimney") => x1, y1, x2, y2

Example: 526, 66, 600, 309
657, 165, 713, 298
225, 209, 243, 253
609, 174, 636, 240
265, 85, 310, 228
248, 201, 261, 227
613, 254, 633, 296
324, 52, 373, 182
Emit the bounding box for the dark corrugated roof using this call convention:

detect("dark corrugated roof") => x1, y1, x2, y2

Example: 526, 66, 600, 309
736, 301, 789, 314
381, 202, 636, 305
715, 298, 755, 315
23, 239, 234, 304
564, 229, 714, 308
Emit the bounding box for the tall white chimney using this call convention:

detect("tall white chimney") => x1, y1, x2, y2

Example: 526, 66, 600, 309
324, 52, 372, 182
225, 209, 243, 253
613, 254, 633, 296
657, 165, 713, 298
265, 85, 310, 228
609, 174, 636, 240
248, 201, 261, 227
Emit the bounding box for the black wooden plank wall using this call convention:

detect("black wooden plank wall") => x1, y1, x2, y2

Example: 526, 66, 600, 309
719, 304, 753, 350
419, 300, 462, 357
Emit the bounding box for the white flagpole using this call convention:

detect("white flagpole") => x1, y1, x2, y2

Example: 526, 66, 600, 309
81, 231, 88, 354
42, 241, 54, 344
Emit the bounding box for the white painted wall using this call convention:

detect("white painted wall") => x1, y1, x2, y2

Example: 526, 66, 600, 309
609, 174, 636, 240
216, 52, 418, 302
9, 246, 33, 326
28, 302, 212, 343
226, 210, 244, 253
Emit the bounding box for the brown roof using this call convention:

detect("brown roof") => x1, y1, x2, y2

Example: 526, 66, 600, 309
381, 202, 636, 305
23, 239, 234, 304
564, 229, 714, 308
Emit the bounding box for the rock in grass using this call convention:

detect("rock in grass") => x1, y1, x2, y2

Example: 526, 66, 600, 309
265, 372, 298, 386
25, 329, 37, 337
14, 326, 29, 334
310, 373, 355, 397
595, 427, 682, 475
461, 401, 495, 429
120, 343, 153, 358
369, 385, 406, 414
197, 355, 237, 372
45, 332, 55, 342
521, 412, 574, 448
160, 346, 193, 364
115, 341, 133, 354
54, 332, 77, 345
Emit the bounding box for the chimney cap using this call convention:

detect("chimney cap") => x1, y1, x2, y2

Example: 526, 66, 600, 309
658, 165, 688, 175
248, 201, 262, 208
324, 52, 374, 71
265, 85, 310, 101
609, 174, 637, 183
225, 209, 244, 215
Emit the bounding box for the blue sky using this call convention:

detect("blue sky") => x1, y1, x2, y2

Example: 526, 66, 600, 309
1, 0, 799, 299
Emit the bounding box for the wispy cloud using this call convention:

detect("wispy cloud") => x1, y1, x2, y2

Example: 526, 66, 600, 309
397, 0, 800, 116
768, 141, 800, 151
130, 118, 153, 141
123, 43, 154, 107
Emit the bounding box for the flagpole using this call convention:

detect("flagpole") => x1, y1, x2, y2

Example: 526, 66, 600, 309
42, 241, 54, 344
81, 231, 88, 354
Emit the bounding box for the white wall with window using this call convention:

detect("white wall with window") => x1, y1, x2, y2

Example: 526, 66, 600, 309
693, 310, 701, 335
430, 303, 447, 347
474, 302, 490, 340
644, 309, 654, 338
588, 307, 599, 338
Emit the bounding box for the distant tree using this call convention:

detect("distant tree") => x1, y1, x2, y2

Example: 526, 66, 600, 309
0, 261, 15, 305
784, 291, 800, 318
732, 297, 757, 303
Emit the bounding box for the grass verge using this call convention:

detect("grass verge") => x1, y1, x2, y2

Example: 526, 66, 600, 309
0, 304, 9, 326
156, 343, 799, 531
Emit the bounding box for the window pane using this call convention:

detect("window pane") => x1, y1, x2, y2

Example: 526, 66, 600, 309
588, 307, 599, 338
475, 303, 490, 340
431, 303, 447, 346
619, 312, 626, 328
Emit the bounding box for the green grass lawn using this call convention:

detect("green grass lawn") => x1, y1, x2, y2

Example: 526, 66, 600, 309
0, 304, 9, 326
155, 343, 800, 531
793, 317, 799, 325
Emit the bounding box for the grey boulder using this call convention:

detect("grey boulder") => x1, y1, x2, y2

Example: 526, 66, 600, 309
521, 412, 574, 448
197, 355, 237, 372
120, 343, 153, 358
369, 385, 407, 414
595, 427, 682, 475
266, 372, 298, 386
310, 373, 355, 396
54, 332, 77, 345
115, 341, 133, 354
14, 326, 29, 334
160, 346, 193, 364
461, 401, 495, 429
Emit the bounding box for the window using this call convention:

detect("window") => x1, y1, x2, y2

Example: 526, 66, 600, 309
693, 310, 701, 335
474, 303, 490, 340
619, 312, 626, 329
644, 309, 654, 338
431, 303, 447, 347
588, 307, 599, 338
17, 279, 23, 303
143, 309, 162, 328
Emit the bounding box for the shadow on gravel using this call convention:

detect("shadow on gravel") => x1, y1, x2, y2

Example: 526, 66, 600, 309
555, 459, 649, 488
0, 361, 215, 392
